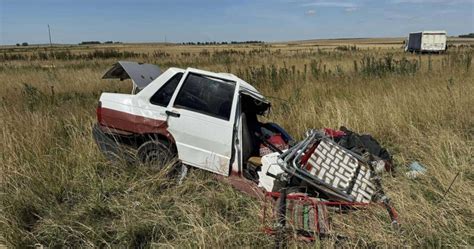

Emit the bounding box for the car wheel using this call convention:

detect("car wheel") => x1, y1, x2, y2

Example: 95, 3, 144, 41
137, 140, 178, 173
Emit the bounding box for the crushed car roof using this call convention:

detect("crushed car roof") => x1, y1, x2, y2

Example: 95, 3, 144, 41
213, 72, 269, 106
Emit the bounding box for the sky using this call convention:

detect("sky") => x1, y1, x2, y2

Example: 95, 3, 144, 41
0, 0, 473, 45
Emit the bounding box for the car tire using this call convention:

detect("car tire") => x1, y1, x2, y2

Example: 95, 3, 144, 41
137, 140, 177, 173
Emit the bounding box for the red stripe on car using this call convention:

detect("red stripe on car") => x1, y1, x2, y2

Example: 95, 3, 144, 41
99, 107, 174, 142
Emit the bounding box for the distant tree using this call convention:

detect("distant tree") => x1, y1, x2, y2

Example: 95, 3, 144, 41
16, 43, 20, 46
459, 33, 474, 38
180, 40, 263, 45
21, 42, 29, 46
104, 41, 114, 44
79, 41, 101, 45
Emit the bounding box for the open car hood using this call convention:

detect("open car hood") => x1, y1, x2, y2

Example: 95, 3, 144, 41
102, 61, 161, 90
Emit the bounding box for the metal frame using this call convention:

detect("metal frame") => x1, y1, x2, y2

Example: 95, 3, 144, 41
262, 192, 399, 240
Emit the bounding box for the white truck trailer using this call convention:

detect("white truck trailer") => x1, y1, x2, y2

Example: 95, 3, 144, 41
405, 31, 447, 53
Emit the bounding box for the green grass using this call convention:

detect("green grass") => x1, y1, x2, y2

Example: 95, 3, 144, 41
1, 43, 473, 247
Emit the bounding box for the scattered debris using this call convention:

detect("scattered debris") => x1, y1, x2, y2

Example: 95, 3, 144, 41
330, 127, 394, 173
441, 172, 460, 200
258, 129, 398, 240
406, 161, 427, 179
93, 62, 398, 242
178, 164, 188, 185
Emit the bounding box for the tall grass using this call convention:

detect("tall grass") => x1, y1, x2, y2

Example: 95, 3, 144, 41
1, 44, 473, 247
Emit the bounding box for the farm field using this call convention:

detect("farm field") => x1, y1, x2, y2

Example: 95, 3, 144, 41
1, 39, 473, 247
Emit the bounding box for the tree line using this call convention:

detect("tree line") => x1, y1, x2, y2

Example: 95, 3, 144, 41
181, 41, 264, 45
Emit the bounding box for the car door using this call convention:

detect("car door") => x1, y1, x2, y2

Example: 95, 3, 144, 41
166, 68, 238, 175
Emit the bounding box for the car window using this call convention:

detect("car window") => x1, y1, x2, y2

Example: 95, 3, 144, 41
174, 73, 236, 120
150, 72, 183, 107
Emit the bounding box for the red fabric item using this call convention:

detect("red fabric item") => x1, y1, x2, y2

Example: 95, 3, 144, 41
324, 128, 346, 138
267, 134, 286, 145
259, 134, 288, 156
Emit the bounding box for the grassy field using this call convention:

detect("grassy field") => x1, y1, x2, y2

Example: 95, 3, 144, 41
1, 39, 473, 247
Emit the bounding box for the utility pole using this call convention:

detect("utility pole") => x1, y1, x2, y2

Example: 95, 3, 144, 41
48, 24, 52, 47
47, 24, 55, 68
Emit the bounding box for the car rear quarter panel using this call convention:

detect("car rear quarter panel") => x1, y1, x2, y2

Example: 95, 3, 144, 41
99, 93, 173, 142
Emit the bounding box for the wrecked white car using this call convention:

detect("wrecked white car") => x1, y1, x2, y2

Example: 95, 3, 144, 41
94, 61, 282, 176
93, 61, 398, 240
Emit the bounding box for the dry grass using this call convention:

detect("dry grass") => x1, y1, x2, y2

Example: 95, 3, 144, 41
1, 41, 473, 247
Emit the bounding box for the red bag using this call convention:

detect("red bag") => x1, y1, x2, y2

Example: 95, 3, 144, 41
260, 134, 288, 156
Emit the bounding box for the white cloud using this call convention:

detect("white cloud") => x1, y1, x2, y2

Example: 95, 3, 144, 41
305, 9, 317, 15
301, 1, 357, 8
392, 0, 473, 4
